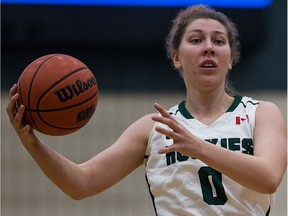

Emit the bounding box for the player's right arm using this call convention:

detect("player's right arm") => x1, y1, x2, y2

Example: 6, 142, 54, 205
6, 84, 153, 200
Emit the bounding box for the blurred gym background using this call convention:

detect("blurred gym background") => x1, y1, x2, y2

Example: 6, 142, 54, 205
1, 0, 287, 215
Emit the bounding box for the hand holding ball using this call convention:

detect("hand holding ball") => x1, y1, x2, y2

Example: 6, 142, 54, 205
17, 54, 99, 136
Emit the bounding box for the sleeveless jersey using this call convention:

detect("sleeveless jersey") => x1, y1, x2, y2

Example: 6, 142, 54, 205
145, 95, 274, 216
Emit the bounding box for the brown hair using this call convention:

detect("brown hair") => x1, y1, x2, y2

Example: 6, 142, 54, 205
166, 5, 240, 95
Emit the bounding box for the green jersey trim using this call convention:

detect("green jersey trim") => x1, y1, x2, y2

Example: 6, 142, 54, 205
227, 95, 243, 112
178, 95, 243, 119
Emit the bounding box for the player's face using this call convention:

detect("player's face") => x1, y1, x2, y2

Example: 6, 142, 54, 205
172, 18, 232, 92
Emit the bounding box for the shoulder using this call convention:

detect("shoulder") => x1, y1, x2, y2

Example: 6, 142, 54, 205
254, 101, 286, 137
136, 113, 156, 127
123, 113, 156, 142
256, 101, 284, 119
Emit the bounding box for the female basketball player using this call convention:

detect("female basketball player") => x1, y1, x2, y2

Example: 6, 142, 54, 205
6, 5, 286, 215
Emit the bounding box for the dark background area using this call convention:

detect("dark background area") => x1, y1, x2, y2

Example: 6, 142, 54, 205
1, 1, 287, 92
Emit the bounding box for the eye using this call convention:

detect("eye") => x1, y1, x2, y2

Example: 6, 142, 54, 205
214, 39, 226, 46
190, 38, 202, 44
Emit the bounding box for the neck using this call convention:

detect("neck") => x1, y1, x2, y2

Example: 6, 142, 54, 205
185, 89, 234, 118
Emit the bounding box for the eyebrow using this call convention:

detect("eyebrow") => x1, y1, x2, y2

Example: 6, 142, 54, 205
187, 29, 227, 36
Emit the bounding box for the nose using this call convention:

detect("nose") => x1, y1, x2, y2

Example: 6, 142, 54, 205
203, 40, 215, 55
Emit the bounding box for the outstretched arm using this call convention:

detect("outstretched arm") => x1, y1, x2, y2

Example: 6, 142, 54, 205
6, 84, 153, 200
152, 102, 287, 194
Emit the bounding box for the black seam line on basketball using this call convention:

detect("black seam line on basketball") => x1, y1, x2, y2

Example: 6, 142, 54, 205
18, 79, 24, 107
40, 124, 83, 131
28, 54, 59, 132
35, 91, 96, 132
34, 66, 92, 131
36, 66, 89, 111
26, 91, 98, 112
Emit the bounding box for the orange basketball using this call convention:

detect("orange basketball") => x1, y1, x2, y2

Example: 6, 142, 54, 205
17, 54, 99, 136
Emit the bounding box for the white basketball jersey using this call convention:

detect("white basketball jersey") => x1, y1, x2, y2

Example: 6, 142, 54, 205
145, 95, 274, 216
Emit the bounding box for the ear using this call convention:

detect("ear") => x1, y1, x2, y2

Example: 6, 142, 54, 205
228, 58, 233, 70
172, 52, 182, 69
228, 63, 232, 70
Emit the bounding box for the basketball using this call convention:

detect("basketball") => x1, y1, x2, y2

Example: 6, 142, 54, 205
17, 54, 99, 136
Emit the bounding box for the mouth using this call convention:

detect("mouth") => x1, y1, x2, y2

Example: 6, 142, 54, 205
199, 60, 217, 68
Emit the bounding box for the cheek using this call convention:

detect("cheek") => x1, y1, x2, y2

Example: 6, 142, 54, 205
220, 51, 232, 66
179, 48, 199, 65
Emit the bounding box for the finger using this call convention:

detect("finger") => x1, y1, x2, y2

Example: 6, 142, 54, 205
154, 103, 171, 118
155, 125, 175, 139
154, 103, 178, 123
6, 93, 19, 123
9, 84, 18, 99
152, 114, 180, 133
158, 147, 169, 154
14, 105, 26, 129
21, 124, 31, 135
158, 145, 179, 154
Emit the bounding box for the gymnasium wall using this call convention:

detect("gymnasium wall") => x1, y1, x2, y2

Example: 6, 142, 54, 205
1, 0, 287, 92
1, 0, 287, 215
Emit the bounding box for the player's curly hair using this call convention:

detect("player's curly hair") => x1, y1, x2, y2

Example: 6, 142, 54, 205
166, 5, 240, 95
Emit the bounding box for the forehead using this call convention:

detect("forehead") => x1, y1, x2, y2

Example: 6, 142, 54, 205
186, 18, 227, 35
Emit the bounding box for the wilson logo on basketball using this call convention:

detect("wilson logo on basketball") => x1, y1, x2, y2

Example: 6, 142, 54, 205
77, 105, 96, 122
54, 77, 97, 102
